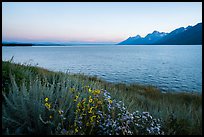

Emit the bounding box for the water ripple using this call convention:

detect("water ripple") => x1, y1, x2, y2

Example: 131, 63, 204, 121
2, 45, 202, 93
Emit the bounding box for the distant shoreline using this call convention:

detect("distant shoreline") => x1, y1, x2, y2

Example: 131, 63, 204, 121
2, 43, 117, 47
2, 43, 33, 46
2, 44, 202, 47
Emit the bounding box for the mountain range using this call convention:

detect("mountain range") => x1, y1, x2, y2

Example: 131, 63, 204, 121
118, 22, 202, 45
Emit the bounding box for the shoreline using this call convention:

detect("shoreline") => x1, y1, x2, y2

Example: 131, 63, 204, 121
2, 58, 201, 94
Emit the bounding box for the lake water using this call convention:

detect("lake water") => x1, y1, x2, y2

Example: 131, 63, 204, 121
2, 45, 202, 93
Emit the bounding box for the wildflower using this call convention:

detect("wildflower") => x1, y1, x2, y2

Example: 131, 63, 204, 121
88, 88, 92, 93
89, 98, 93, 103
45, 103, 51, 109
44, 97, 49, 102
90, 115, 96, 123
97, 101, 102, 105
74, 95, 79, 102
108, 99, 113, 104
94, 97, 98, 101
75, 128, 78, 133
88, 107, 94, 113
49, 115, 53, 119
90, 107, 94, 111
58, 110, 64, 115
93, 89, 100, 95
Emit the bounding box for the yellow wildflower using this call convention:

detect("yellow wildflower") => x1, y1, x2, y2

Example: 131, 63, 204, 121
90, 116, 94, 123
45, 103, 51, 109
108, 99, 113, 104
44, 97, 49, 102
58, 110, 64, 115
77, 102, 81, 107
90, 107, 94, 111
90, 115, 96, 123
93, 89, 100, 95
74, 95, 79, 102
88, 107, 94, 113
89, 99, 93, 103
49, 115, 53, 119
75, 128, 78, 133
94, 98, 98, 101
97, 101, 102, 105
88, 88, 92, 93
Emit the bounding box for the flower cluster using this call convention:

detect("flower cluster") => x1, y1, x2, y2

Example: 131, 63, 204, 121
41, 86, 163, 135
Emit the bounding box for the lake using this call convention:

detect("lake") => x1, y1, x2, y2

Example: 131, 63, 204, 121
2, 45, 202, 93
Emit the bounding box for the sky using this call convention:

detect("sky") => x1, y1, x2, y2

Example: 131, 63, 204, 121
2, 2, 202, 44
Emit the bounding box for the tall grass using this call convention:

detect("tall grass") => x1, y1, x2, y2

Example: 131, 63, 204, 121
107, 84, 202, 135
2, 61, 202, 135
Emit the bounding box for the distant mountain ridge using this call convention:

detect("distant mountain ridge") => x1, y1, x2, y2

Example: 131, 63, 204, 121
118, 22, 202, 45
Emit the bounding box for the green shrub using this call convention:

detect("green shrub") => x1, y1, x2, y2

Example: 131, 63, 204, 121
3, 74, 164, 135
